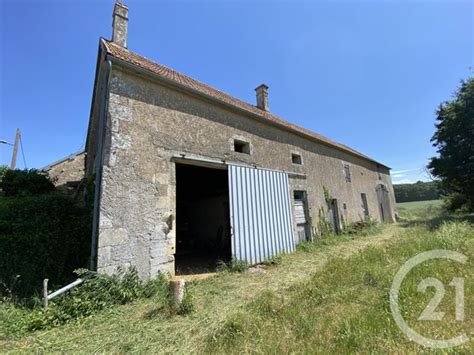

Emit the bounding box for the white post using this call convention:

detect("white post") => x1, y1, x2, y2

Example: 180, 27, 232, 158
169, 279, 185, 304
42, 279, 48, 311
10, 128, 20, 169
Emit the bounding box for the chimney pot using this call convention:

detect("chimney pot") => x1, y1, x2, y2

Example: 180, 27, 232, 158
255, 84, 269, 111
112, 1, 128, 48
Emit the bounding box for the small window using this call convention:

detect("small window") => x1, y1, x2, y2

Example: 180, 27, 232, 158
233, 140, 250, 154
376, 164, 382, 180
291, 153, 302, 165
343, 163, 351, 183
294, 190, 305, 200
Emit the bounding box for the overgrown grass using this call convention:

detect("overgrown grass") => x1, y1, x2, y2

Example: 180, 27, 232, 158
206, 221, 473, 353
298, 217, 383, 253
3, 209, 472, 353
0, 269, 174, 339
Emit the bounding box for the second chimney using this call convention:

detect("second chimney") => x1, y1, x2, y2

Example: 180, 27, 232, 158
112, 1, 129, 48
255, 84, 269, 111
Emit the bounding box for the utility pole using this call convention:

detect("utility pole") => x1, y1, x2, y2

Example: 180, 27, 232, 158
10, 128, 20, 169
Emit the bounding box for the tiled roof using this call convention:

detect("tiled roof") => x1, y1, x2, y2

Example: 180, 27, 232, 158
102, 39, 388, 168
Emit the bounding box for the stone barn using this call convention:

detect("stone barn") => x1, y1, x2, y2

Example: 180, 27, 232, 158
84, 2, 396, 278
43, 151, 85, 193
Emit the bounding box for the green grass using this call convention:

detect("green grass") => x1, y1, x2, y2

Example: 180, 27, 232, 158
1, 209, 473, 353
206, 221, 473, 353
397, 199, 443, 210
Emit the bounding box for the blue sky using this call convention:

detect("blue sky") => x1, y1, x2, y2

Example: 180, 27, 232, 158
1, 0, 472, 183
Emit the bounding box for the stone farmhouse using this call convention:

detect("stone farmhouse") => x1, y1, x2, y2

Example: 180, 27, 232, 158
82, 2, 396, 278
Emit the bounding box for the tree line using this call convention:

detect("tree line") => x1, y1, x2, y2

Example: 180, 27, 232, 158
393, 181, 440, 203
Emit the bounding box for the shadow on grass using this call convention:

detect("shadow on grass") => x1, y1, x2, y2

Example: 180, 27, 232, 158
399, 213, 474, 230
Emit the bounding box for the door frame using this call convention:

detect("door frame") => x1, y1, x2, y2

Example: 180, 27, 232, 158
376, 184, 392, 223
329, 198, 342, 234
293, 190, 311, 242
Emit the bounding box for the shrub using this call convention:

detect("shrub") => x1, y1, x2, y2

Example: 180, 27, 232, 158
0, 193, 91, 299
0, 169, 55, 197
0, 165, 9, 182
442, 192, 471, 213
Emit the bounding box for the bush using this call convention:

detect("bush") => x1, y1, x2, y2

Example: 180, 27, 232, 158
0, 193, 91, 299
442, 192, 471, 213
0, 169, 55, 197
0, 165, 9, 182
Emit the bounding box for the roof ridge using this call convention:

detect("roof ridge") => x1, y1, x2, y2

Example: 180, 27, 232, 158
101, 39, 388, 168
42, 150, 85, 171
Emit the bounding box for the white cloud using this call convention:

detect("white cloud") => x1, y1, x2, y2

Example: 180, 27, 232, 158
391, 168, 418, 175
392, 177, 415, 184
391, 167, 432, 184
391, 173, 406, 178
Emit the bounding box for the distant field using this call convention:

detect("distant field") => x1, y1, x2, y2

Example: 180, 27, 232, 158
396, 199, 442, 210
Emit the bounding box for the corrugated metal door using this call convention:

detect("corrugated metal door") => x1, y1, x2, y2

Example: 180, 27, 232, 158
228, 165, 296, 264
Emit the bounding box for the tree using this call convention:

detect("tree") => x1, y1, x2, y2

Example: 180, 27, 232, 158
428, 78, 474, 211
0, 169, 55, 197
393, 181, 440, 203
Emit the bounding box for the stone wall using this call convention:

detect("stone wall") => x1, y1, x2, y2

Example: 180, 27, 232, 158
91, 65, 396, 278
45, 151, 85, 193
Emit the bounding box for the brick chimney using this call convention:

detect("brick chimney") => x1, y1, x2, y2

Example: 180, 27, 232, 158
255, 84, 269, 111
112, 1, 128, 48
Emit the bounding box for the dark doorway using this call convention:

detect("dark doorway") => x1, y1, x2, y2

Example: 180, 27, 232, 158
175, 163, 231, 275
328, 199, 341, 234
376, 184, 392, 223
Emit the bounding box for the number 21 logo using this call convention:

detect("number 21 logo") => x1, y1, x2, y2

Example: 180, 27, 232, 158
390, 250, 469, 349
417, 277, 464, 321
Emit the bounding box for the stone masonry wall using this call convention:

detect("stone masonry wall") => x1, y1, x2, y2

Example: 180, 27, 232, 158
94, 66, 396, 278
46, 151, 86, 193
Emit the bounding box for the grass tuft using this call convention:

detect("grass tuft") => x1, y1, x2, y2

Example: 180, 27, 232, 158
217, 259, 249, 273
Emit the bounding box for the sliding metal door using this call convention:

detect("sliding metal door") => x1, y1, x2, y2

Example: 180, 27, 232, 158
228, 165, 296, 264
